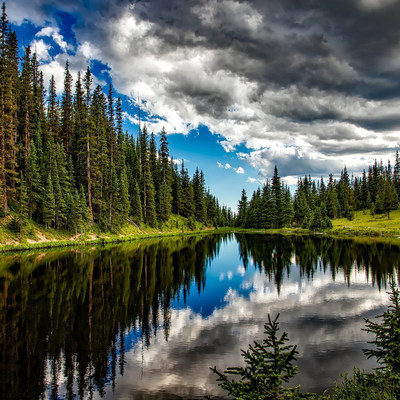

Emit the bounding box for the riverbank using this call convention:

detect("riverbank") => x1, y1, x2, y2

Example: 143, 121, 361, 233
0, 213, 216, 252
227, 209, 400, 245
1, 209, 400, 252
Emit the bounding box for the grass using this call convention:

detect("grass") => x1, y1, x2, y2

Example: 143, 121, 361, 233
3, 208, 400, 252
331, 209, 400, 237
0, 212, 214, 252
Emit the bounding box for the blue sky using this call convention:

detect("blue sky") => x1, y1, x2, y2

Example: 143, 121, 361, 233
7, 0, 400, 210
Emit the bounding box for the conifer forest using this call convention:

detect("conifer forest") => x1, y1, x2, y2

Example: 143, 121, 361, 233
237, 155, 400, 230
1, 0, 400, 237
0, 4, 233, 234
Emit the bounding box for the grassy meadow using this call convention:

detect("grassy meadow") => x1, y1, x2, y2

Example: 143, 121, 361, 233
331, 209, 400, 237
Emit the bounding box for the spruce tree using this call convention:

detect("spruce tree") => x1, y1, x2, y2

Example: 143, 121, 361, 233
26, 140, 40, 218
271, 165, 283, 228
236, 189, 248, 227
131, 180, 142, 224
61, 60, 73, 155
18, 172, 28, 227
119, 163, 130, 221
42, 173, 55, 228
211, 314, 312, 399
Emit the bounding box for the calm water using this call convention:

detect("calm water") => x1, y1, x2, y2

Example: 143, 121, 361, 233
0, 233, 399, 399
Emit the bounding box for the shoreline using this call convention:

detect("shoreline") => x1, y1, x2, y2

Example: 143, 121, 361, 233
2, 224, 400, 253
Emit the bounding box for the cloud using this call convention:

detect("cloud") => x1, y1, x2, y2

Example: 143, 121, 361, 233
247, 177, 263, 185
30, 39, 51, 61
9, 0, 400, 180
234, 166, 244, 174
36, 26, 72, 52
217, 162, 244, 174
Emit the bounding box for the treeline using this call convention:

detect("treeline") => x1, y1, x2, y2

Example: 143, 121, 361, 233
0, 4, 233, 233
237, 154, 400, 229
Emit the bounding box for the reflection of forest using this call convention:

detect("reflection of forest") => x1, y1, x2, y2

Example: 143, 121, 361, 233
0, 234, 224, 400
0, 233, 399, 399
235, 233, 400, 293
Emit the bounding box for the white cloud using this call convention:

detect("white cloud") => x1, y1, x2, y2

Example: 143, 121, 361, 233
247, 177, 263, 184
234, 166, 244, 174
30, 39, 51, 61
36, 26, 72, 52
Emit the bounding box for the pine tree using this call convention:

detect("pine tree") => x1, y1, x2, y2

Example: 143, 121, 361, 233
131, 180, 142, 224
78, 184, 90, 233
181, 163, 195, 218
143, 160, 156, 226
364, 282, 400, 396
119, 163, 130, 221
61, 60, 73, 155
47, 75, 59, 140
236, 189, 248, 227
26, 140, 40, 218
18, 172, 28, 224
281, 188, 293, 227
0, 6, 19, 213
193, 168, 206, 223
18, 45, 33, 171
42, 173, 55, 228
381, 180, 398, 218
271, 165, 283, 228
211, 314, 312, 399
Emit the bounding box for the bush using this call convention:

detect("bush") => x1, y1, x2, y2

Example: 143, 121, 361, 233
325, 369, 394, 400
363, 280, 400, 396
210, 314, 313, 399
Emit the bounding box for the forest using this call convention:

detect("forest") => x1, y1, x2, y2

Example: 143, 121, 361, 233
237, 154, 400, 230
0, 3, 234, 237
1, 0, 399, 239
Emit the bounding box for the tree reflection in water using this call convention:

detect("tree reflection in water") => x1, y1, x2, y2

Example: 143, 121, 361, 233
0, 233, 399, 399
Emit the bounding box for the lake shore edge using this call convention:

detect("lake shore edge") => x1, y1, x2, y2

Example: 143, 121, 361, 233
2, 222, 400, 253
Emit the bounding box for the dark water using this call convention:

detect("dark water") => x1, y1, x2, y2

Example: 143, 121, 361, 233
0, 233, 399, 399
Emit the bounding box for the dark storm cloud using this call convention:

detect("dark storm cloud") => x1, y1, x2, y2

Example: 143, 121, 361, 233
9, 0, 400, 179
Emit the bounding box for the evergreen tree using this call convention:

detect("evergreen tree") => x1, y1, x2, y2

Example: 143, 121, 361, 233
236, 189, 248, 227
364, 282, 400, 396
47, 75, 59, 140
26, 140, 40, 218
211, 314, 312, 399
0, 6, 19, 213
18, 171, 28, 226
18, 45, 33, 171
42, 173, 55, 228
119, 163, 130, 221
61, 60, 73, 155
131, 180, 142, 224
271, 165, 283, 228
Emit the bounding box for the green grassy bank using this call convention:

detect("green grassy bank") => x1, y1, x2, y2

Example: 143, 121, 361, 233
2, 209, 400, 252
0, 213, 216, 252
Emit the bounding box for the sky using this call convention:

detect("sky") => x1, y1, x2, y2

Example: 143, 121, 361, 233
7, 0, 400, 211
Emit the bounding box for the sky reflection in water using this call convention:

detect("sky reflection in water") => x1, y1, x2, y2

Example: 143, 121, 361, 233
100, 235, 391, 399
0, 233, 397, 399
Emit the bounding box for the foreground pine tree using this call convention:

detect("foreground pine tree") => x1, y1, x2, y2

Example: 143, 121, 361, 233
363, 280, 400, 397
210, 314, 313, 399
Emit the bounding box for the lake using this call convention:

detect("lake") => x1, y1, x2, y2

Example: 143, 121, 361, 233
0, 233, 398, 399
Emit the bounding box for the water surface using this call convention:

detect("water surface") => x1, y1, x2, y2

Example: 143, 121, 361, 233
0, 233, 399, 399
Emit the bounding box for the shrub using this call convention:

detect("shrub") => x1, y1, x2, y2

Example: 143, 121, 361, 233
210, 314, 313, 399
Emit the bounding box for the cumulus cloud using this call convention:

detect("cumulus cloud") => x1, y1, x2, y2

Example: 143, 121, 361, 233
36, 26, 72, 52
8, 0, 400, 180
30, 39, 51, 61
